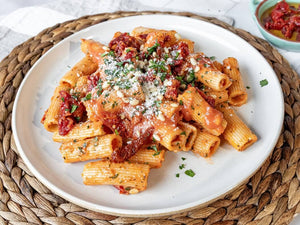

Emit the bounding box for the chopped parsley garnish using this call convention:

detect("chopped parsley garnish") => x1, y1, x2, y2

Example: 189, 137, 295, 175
126, 48, 131, 53
147, 41, 160, 56
186, 70, 195, 83
176, 173, 180, 178
77, 146, 84, 153
176, 75, 186, 84
185, 169, 195, 177
116, 62, 123, 67
101, 51, 114, 57
246, 86, 251, 89
114, 129, 119, 135
154, 100, 162, 108
181, 157, 186, 161
109, 174, 119, 179
180, 131, 186, 136
209, 56, 216, 60
112, 101, 118, 109
107, 51, 115, 57
147, 145, 158, 151
204, 63, 209, 68
82, 93, 91, 101
179, 164, 185, 170
70, 105, 78, 113
61, 97, 65, 102
158, 73, 167, 82
153, 151, 161, 156
179, 100, 183, 105
260, 79, 268, 87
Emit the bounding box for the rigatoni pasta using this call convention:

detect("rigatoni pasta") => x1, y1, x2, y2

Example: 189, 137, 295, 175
192, 129, 220, 157
216, 102, 257, 151
223, 57, 248, 106
41, 27, 257, 194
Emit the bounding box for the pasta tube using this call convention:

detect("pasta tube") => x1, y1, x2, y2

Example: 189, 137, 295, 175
178, 87, 227, 136
217, 102, 257, 151
177, 122, 197, 151
204, 89, 229, 104
154, 121, 185, 152
59, 134, 122, 163
60, 56, 97, 87
192, 129, 220, 157
223, 57, 248, 106
53, 121, 106, 143
82, 161, 150, 194
128, 144, 165, 168
43, 84, 70, 132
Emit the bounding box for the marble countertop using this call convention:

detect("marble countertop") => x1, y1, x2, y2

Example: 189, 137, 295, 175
0, 0, 299, 224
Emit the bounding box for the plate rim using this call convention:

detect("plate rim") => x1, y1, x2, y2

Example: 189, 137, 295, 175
12, 14, 285, 217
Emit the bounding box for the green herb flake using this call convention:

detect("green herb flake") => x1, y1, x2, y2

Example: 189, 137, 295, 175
147, 145, 158, 151
164, 54, 169, 60
112, 101, 118, 109
126, 48, 131, 53
181, 157, 186, 161
70, 104, 78, 113
82, 93, 92, 101
116, 62, 123, 67
180, 131, 186, 136
187, 70, 195, 83
125, 187, 131, 191
109, 173, 119, 179
61, 97, 65, 102
246, 86, 251, 89
179, 100, 183, 105
179, 164, 185, 170
204, 63, 209, 68
153, 151, 161, 156
260, 79, 268, 87
185, 169, 195, 177
209, 56, 216, 60
114, 129, 119, 135
176, 173, 180, 178
108, 51, 115, 57
147, 41, 160, 56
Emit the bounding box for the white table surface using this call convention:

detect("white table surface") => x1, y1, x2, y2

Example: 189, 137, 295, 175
0, 0, 299, 224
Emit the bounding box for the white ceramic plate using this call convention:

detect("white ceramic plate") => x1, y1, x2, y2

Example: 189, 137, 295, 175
12, 15, 284, 216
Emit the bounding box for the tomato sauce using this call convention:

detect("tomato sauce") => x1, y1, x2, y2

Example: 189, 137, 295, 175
58, 91, 87, 135
261, 0, 300, 41
109, 33, 141, 57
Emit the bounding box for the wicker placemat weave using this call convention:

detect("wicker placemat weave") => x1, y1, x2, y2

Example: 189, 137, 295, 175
0, 11, 299, 225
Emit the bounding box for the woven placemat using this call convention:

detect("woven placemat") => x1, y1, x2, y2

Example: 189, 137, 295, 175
0, 11, 299, 225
